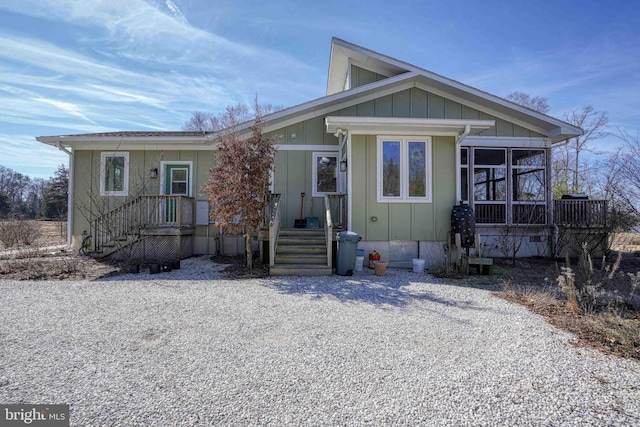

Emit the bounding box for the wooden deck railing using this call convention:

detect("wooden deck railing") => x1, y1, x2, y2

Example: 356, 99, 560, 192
91, 195, 195, 253
324, 195, 333, 269
268, 194, 282, 267
554, 199, 608, 228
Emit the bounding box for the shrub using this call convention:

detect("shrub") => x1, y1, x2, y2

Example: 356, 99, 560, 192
0, 220, 40, 248
557, 243, 639, 314
0, 221, 19, 248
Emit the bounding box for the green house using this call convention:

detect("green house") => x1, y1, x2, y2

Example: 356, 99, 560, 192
37, 38, 589, 275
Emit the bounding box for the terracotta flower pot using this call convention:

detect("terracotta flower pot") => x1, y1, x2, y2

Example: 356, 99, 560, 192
374, 262, 388, 276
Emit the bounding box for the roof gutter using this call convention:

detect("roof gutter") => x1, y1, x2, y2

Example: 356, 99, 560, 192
56, 141, 73, 248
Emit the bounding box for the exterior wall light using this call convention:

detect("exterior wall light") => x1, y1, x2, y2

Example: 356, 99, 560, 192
150, 168, 158, 179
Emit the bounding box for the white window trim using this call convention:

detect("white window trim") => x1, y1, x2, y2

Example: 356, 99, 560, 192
159, 161, 193, 197
377, 136, 432, 203
100, 152, 129, 196
312, 152, 340, 197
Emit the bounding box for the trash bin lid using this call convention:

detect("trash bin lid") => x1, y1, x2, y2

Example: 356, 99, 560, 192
337, 230, 362, 242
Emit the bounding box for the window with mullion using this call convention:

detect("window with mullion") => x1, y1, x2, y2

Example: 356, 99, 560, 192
377, 137, 431, 203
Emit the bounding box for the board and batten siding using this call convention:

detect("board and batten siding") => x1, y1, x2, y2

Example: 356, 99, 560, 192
266, 83, 543, 236
72, 149, 216, 238
350, 135, 455, 242
266, 115, 341, 228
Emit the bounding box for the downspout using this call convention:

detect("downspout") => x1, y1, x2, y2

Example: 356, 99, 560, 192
56, 141, 74, 248
455, 125, 471, 203
334, 129, 351, 230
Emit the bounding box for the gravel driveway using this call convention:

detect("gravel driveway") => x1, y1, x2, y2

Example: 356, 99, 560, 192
1, 257, 639, 426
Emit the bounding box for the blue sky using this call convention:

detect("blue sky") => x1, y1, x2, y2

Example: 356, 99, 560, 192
1, 0, 639, 179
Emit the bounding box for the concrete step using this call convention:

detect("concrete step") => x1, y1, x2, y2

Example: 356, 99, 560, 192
269, 264, 332, 276
275, 253, 327, 264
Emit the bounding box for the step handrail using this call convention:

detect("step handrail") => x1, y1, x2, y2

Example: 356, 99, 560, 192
268, 194, 282, 267
324, 195, 333, 269
91, 195, 194, 254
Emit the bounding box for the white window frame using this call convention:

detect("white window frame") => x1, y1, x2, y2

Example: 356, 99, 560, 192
312, 152, 339, 197
100, 152, 129, 196
377, 136, 432, 203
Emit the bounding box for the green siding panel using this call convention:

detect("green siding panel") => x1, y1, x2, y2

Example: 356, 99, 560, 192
375, 95, 393, 117
351, 65, 388, 89
410, 88, 428, 118
496, 119, 514, 137
357, 100, 375, 117
428, 93, 446, 118
462, 105, 480, 120
389, 204, 412, 240
350, 135, 368, 236
445, 99, 463, 119
392, 89, 411, 118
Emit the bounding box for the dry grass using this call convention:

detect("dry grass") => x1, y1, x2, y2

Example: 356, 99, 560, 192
610, 232, 640, 252
0, 221, 118, 280
491, 253, 640, 362
498, 291, 640, 360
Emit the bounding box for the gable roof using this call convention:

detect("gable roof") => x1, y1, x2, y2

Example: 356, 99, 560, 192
326, 38, 582, 142
37, 38, 582, 148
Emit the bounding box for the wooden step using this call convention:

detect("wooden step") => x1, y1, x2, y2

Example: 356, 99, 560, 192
276, 245, 326, 254
275, 253, 327, 264
269, 264, 332, 276
278, 237, 326, 245
279, 229, 325, 237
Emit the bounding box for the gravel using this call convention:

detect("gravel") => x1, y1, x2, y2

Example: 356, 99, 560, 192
1, 256, 639, 426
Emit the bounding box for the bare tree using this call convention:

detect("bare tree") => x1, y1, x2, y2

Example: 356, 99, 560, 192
201, 98, 278, 270
602, 131, 640, 229
562, 106, 609, 194
183, 103, 284, 132
507, 91, 550, 114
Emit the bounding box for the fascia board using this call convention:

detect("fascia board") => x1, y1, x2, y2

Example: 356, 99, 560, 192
48, 143, 212, 151
461, 136, 552, 148
325, 116, 495, 136
36, 135, 209, 147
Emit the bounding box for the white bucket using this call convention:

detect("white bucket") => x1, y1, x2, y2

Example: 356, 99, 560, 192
355, 256, 364, 272
412, 258, 425, 273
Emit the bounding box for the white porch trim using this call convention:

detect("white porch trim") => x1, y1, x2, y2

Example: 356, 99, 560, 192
325, 116, 495, 136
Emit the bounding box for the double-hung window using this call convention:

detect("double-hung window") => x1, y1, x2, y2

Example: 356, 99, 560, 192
377, 136, 431, 203
100, 152, 129, 196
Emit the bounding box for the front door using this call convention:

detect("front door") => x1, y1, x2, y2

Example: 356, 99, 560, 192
165, 165, 190, 196
163, 164, 191, 223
